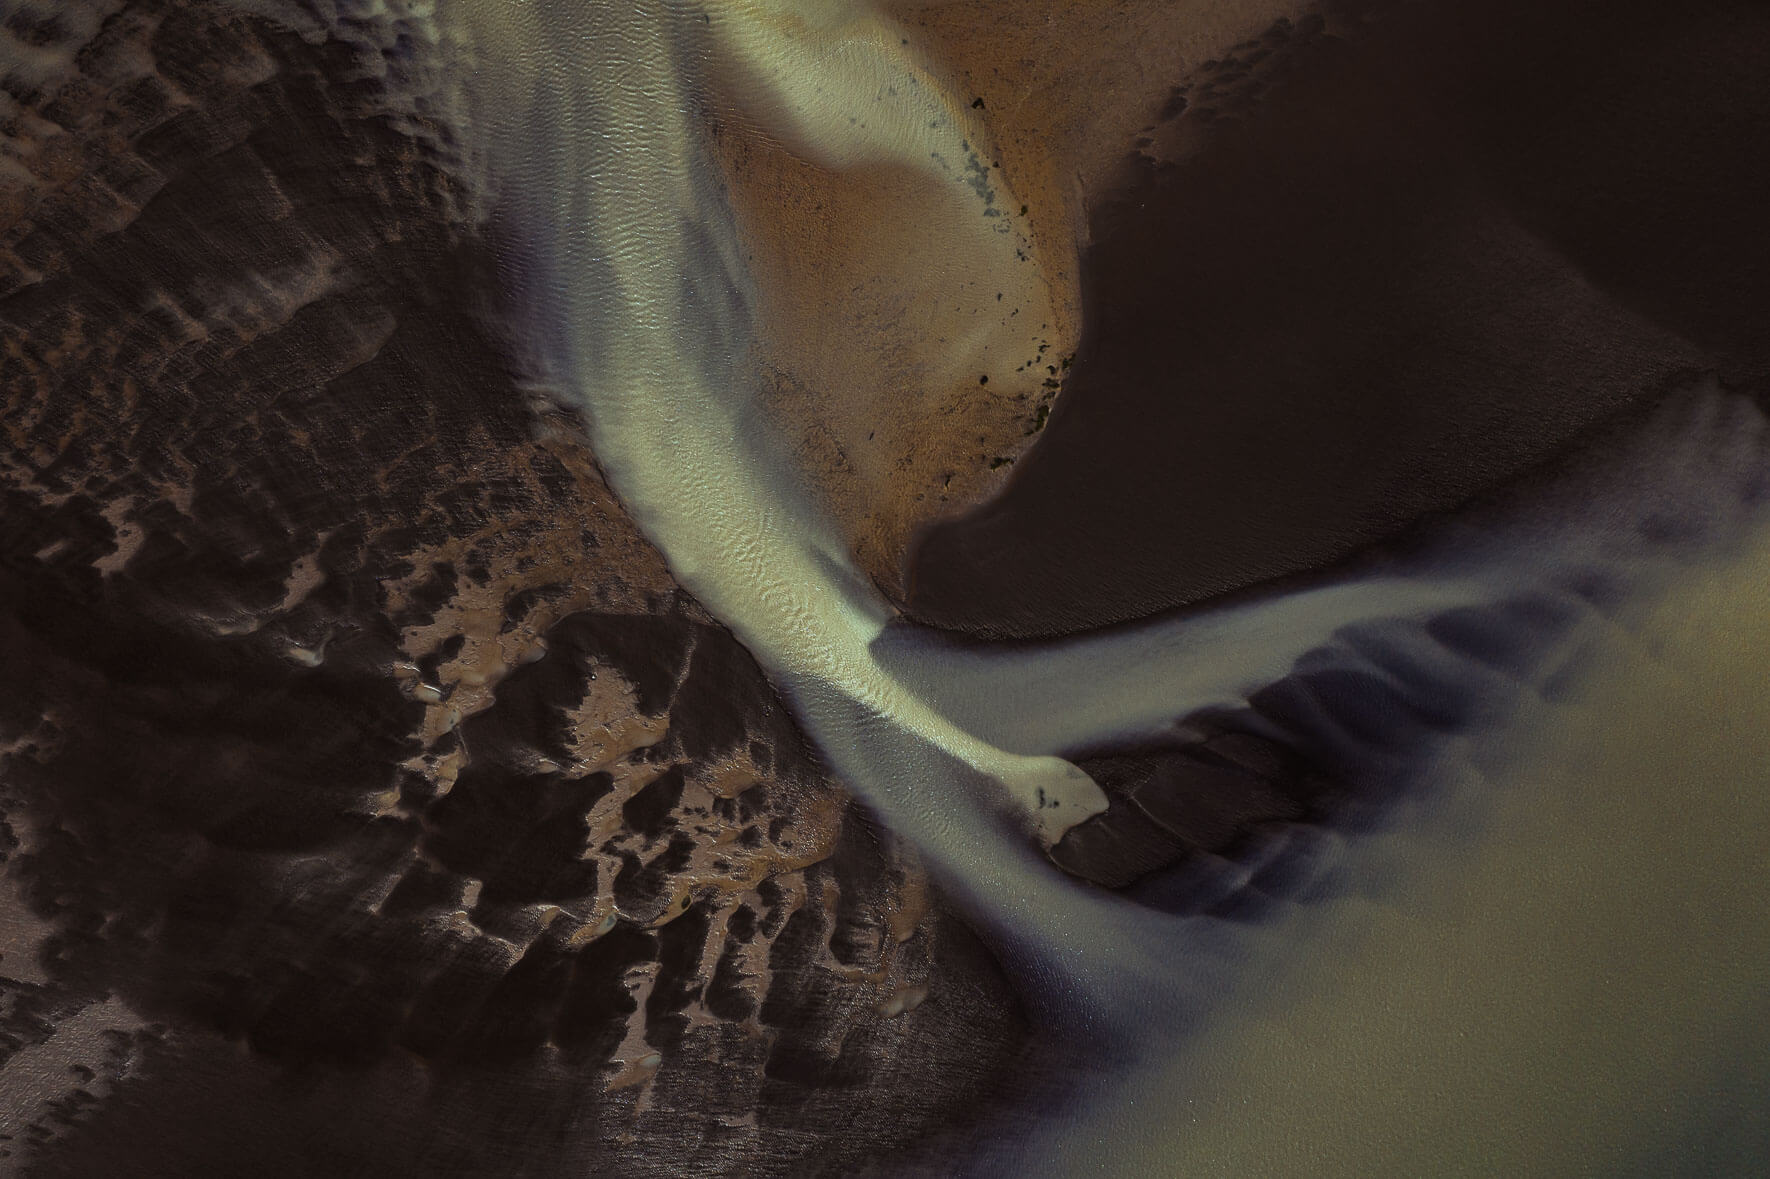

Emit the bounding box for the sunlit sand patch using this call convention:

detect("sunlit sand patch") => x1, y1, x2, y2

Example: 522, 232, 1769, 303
703, 0, 1078, 595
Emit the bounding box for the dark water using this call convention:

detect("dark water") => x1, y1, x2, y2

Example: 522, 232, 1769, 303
908, 0, 1770, 638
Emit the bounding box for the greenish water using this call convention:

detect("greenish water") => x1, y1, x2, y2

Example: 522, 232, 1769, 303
1045, 532, 1770, 1177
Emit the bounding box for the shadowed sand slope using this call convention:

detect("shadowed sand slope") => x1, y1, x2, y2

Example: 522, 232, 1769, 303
908, 0, 1770, 637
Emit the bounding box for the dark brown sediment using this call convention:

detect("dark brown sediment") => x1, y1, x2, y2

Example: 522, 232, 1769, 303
0, 3, 1027, 1172
907, 0, 1770, 639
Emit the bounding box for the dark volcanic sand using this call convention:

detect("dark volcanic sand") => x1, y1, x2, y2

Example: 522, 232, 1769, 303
908, 0, 1770, 639
0, 4, 1028, 1172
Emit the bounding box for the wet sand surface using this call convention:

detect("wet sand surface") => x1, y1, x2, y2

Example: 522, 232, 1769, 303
908, 0, 1770, 638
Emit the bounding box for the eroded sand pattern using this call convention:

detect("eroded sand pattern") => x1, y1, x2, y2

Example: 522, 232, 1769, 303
3, 0, 1769, 1174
